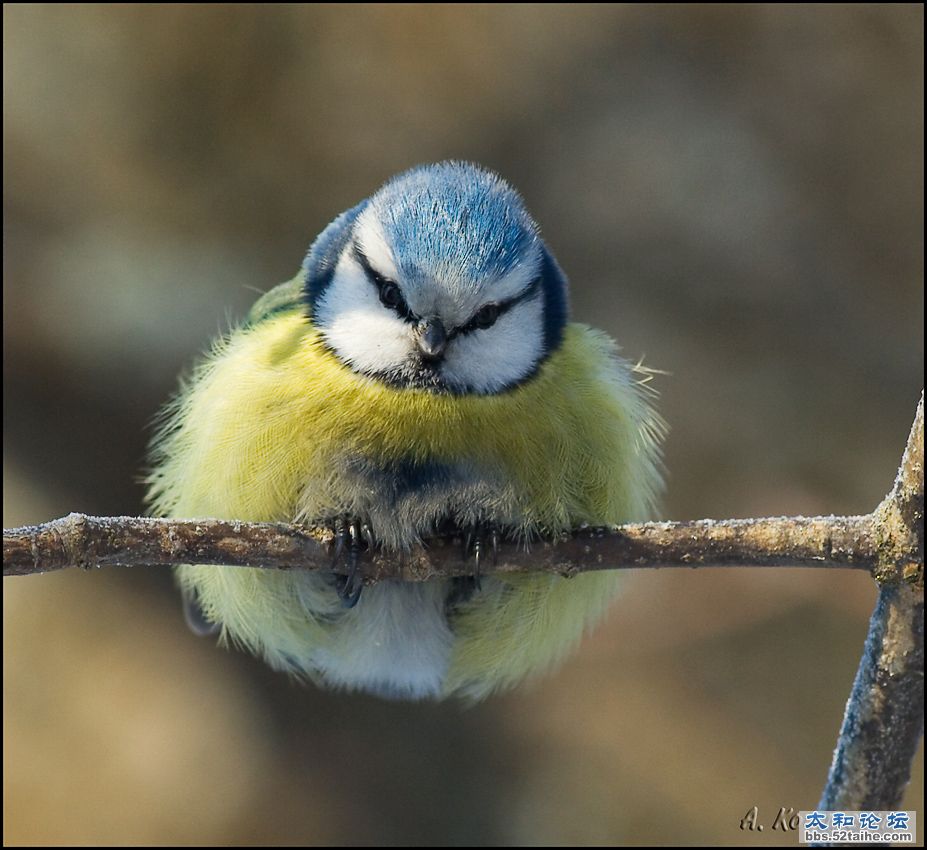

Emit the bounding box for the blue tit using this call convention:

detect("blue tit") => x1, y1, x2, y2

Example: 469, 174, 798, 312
146, 161, 665, 701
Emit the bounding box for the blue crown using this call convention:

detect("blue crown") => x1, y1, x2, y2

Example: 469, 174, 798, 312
368, 161, 539, 287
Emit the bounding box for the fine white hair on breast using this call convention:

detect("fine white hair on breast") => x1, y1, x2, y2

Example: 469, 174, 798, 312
310, 581, 455, 700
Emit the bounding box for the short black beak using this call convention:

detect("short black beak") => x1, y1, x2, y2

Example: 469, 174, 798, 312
417, 318, 447, 360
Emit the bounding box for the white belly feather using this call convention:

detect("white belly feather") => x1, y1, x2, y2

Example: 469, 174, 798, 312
311, 580, 455, 699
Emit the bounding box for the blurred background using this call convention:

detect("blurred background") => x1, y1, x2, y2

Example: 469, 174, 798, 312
3, 4, 923, 845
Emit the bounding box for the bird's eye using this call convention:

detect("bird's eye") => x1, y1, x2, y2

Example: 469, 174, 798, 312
474, 303, 500, 329
379, 282, 403, 310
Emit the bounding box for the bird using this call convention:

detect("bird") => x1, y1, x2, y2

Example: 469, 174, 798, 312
145, 161, 665, 702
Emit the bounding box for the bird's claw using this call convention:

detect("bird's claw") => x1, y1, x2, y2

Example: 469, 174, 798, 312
329, 515, 375, 608
445, 519, 501, 612
461, 518, 500, 593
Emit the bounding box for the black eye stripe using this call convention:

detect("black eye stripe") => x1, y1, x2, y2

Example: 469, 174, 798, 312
451, 276, 542, 338
351, 244, 541, 337
474, 303, 500, 328
353, 244, 415, 321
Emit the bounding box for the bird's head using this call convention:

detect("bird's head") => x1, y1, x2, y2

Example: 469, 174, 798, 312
305, 162, 568, 394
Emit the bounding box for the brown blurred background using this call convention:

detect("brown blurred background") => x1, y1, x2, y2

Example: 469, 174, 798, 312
3, 4, 923, 846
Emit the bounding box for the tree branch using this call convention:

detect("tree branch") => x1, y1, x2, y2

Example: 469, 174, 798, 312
0, 512, 880, 580
819, 390, 924, 811
3, 393, 920, 584
3, 392, 923, 814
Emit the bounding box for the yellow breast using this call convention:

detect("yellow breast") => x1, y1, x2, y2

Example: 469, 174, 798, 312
149, 310, 661, 526
147, 297, 664, 700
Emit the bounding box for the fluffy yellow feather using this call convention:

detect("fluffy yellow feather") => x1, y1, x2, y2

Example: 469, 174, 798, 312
146, 272, 664, 701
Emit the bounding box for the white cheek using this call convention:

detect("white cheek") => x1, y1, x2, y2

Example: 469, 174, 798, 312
442, 295, 545, 394
314, 255, 412, 373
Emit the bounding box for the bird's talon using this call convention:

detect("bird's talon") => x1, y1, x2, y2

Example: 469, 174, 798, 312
460, 519, 502, 593
327, 514, 373, 607
336, 572, 364, 608
362, 522, 376, 550
330, 516, 346, 568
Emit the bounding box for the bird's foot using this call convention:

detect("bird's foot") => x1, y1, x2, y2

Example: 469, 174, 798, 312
461, 518, 500, 593
445, 519, 503, 612
328, 515, 375, 608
